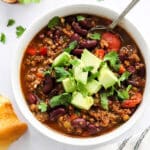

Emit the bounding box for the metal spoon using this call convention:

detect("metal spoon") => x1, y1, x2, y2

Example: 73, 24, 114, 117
90, 0, 140, 32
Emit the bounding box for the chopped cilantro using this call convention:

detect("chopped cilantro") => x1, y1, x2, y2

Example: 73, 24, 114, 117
7, 19, 15, 27
64, 41, 78, 53
16, 26, 26, 38
77, 15, 85, 21
87, 33, 101, 40
100, 93, 109, 110
50, 93, 72, 108
38, 102, 48, 112
48, 16, 60, 29
44, 67, 53, 75
0, 33, 6, 44
104, 51, 120, 71
69, 58, 80, 66
118, 71, 131, 86
54, 67, 71, 82
116, 85, 132, 100
82, 66, 94, 72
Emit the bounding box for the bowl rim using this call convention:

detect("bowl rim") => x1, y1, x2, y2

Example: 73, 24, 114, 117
11, 3, 150, 146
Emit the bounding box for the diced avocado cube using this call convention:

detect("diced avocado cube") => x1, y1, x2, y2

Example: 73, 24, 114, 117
52, 52, 71, 67
86, 79, 101, 95
62, 78, 76, 93
81, 49, 102, 73
71, 92, 94, 110
73, 64, 88, 85
98, 64, 118, 89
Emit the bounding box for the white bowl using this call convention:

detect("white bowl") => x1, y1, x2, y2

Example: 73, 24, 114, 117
11, 3, 150, 146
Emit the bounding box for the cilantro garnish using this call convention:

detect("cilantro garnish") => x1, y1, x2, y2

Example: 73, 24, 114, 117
54, 67, 71, 82
0, 33, 6, 44
50, 93, 72, 108
38, 102, 48, 112
7, 19, 15, 27
64, 41, 78, 53
48, 16, 60, 29
87, 33, 101, 40
16, 26, 26, 38
104, 51, 120, 71
77, 15, 85, 21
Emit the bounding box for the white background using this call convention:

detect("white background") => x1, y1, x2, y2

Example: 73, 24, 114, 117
0, 0, 150, 149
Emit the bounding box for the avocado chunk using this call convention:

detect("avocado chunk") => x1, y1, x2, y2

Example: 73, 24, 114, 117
71, 92, 94, 110
98, 64, 118, 89
81, 49, 102, 73
86, 79, 101, 95
73, 64, 88, 85
52, 52, 71, 67
62, 78, 76, 93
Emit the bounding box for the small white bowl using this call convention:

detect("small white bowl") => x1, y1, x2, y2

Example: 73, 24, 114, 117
11, 3, 150, 146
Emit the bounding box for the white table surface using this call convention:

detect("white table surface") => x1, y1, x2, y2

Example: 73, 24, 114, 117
0, 0, 150, 149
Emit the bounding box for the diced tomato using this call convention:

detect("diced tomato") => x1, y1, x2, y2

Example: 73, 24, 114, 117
36, 72, 44, 78
40, 47, 47, 56
101, 32, 121, 51
26, 48, 36, 56
119, 64, 126, 74
95, 49, 105, 59
70, 114, 78, 121
121, 93, 142, 108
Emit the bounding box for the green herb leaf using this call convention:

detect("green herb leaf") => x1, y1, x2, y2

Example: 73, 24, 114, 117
44, 67, 53, 75
16, 26, 26, 38
100, 93, 109, 110
126, 85, 132, 92
82, 66, 94, 72
87, 33, 101, 40
117, 90, 129, 100
118, 71, 131, 86
104, 51, 120, 71
7, 19, 15, 27
119, 71, 131, 82
0, 33, 6, 44
77, 15, 85, 21
64, 41, 78, 53
54, 67, 71, 82
19, 0, 40, 4
88, 72, 99, 80
50, 93, 72, 108
116, 85, 132, 100
69, 58, 80, 66
76, 82, 88, 96
48, 16, 60, 29
38, 102, 48, 112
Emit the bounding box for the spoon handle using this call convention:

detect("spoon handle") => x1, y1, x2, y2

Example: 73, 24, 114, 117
108, 0, 140, 29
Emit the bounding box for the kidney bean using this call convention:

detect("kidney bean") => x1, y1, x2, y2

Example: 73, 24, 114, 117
72, 22, 87, 36
43, 84, 52, 94
43, 75, 54, 94
71, 118, 87, 128
65, 16, 76, 24
79, 19, 93, 29
27, 93, 37, 104
80, 40, 97, 49
70, 33, 80, 42
44, 75, 53, 84
127, 66, 136, 74
72, 49, 83, 56
49, 107, 66, 121
54, 29, 61, 41
87, 124, 98, 135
